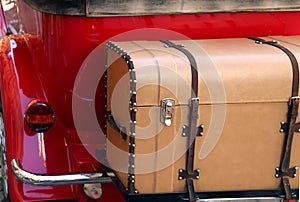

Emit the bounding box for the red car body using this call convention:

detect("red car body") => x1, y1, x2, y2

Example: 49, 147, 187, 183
0, 0, 300, 201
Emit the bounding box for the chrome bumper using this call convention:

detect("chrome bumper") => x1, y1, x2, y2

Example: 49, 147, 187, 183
11, 159, 115, 186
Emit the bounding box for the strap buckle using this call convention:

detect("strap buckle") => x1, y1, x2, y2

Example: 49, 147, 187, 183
289, 96, 300, 105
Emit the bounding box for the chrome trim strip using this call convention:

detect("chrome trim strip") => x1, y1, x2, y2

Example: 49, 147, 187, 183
11, 159, 115, 186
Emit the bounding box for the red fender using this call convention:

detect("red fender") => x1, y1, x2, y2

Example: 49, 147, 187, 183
0, 34, 75, 201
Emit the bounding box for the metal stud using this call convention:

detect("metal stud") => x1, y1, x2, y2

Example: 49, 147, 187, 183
275, 167, 279, 171
178, 177, 183, 180
196, 176, 199, 179
280, 129, 284, 133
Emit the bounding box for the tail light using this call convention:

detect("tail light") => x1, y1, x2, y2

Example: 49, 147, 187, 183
24, 100, 55, 132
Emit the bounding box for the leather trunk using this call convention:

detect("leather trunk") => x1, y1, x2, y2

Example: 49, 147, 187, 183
106, 36, 300, 197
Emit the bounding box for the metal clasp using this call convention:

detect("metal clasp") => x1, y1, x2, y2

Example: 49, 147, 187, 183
289, 96, 300, 105
160, 98, 175, 127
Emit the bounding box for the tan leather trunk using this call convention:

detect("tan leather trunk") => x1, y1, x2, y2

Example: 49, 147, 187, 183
106, 36, 300, 197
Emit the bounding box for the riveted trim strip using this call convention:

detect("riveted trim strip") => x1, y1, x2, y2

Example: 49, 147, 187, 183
107, 41, 138, 194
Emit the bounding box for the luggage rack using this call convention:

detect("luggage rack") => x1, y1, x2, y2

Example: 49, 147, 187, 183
11, 158, 298, 202
112, 176, 298, 202
123, 189, 297, 202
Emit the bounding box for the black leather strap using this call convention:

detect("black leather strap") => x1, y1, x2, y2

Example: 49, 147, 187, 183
107, 111, 127, 140
248, 37, 299, 200
160, 40, 198, 97
161, 40, 199, 202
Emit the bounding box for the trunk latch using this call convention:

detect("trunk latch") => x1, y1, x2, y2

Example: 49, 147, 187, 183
160, 98, 175, 126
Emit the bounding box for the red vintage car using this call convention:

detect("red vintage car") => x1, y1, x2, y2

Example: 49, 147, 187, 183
0, 0, 300, 201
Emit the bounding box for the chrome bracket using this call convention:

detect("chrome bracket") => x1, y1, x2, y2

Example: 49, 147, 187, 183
160, 98, 175, 127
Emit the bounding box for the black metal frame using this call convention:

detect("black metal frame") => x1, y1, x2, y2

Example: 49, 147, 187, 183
109, 173, 299, 201
124, 189, 298, 202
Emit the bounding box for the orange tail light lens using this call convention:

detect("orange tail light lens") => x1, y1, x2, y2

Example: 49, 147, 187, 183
24, 100, 55, 132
